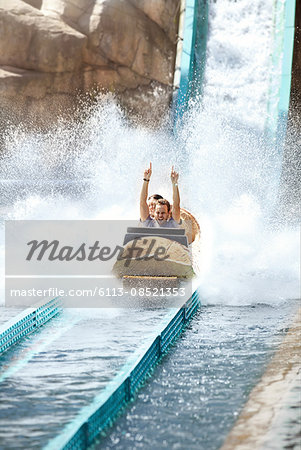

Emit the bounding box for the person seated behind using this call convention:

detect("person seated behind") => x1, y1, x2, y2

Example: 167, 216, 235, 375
140, 163, 181, 228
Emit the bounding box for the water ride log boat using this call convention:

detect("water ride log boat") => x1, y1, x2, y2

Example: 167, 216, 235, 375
112, 209, 200, 279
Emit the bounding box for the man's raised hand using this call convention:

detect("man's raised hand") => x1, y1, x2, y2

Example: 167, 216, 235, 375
144, 162, 152, 181
171, 165, 179, 184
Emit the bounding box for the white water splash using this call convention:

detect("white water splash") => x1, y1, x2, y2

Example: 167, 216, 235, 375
203, 0, 275, 131
0, 97, 299, 307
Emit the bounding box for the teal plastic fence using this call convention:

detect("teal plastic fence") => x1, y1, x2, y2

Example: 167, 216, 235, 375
265, 0, 296, 143
45, 290, 201, 450
174, 0, 209, 119
186, 0, 209, 101
0, 297, 61, 354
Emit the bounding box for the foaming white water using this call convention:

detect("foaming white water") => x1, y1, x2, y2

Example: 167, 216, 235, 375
197, 205, 299, 305
176, 0, 299, 304
0, 98, 299, 307
178, 100, 299, 304
203, 0, 274, 131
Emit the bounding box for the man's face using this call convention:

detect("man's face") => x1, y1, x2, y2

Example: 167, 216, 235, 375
147, 199, 157, 217
155, 204, 169, 221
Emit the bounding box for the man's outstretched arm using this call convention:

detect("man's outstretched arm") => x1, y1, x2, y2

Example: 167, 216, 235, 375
171, 166, 181, 223
140, 162, 152, 221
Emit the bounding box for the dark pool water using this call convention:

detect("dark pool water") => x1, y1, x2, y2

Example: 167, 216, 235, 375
0, 307, 25, 326
0, 307, 170, 449
96, 301, 299, 450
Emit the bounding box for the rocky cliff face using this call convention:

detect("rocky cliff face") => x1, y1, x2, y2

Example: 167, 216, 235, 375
0, 0, 179, 126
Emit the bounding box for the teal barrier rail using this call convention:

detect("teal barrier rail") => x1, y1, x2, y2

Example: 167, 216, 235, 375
188, 0, 209, 101
265, 0, 295, 145
45, 290, 201, 450
174, 0, 295, 142
0, 297, 61, 355
173, 0, 209, 120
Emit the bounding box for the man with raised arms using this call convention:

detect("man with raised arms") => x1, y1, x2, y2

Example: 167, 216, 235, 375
140, 163, 181, 228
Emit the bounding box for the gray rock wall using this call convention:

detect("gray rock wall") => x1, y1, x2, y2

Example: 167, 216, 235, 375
0, 0, 180, 127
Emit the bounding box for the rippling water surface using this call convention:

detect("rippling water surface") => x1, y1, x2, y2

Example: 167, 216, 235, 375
0, 307, 171, 448
98, 302, 299, 450
0, 307, 24, 326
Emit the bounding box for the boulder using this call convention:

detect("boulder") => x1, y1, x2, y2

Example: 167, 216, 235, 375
130, 0, 180, 42
0, 0, 86, 72
0, 0, 180, 127
23, 0, 42, 8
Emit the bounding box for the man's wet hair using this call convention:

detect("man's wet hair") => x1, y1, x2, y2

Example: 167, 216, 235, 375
156, 198, 171, 212
148, 194, 163, 201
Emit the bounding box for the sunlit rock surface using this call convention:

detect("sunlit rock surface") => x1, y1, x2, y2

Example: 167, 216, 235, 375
0, 0, 179, 126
